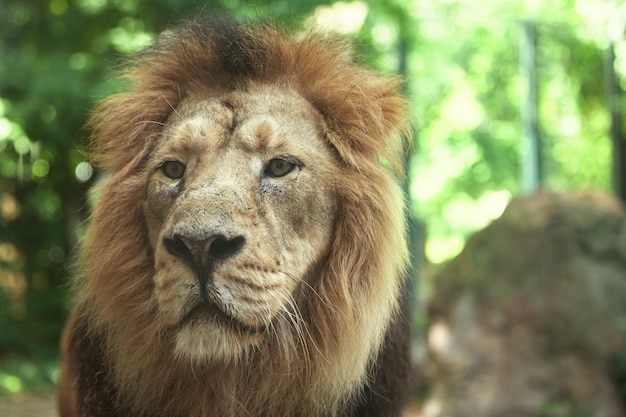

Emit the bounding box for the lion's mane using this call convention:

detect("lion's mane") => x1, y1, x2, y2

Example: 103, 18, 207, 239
60, 19, 410, 417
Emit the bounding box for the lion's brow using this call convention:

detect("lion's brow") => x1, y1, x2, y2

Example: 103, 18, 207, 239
235, 115, 278, 152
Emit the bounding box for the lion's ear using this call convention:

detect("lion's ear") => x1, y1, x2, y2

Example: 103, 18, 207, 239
294, 40, 410, 172
317, 76, 409, 172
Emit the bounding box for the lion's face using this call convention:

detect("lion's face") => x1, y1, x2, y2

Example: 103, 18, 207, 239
66, 22, 409, 416
143, 85, 338, 362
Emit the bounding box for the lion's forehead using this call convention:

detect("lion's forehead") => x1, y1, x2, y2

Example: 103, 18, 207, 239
165, 100, 233, 151
165, 87, 321, 155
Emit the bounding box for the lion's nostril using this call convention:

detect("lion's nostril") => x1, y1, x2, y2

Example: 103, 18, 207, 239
209, 235, 245, 261
164, 235, 194, 261
164, 234, 245, 269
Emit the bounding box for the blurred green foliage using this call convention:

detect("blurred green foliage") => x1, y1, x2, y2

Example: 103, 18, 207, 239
0, 356, 58, 398
409, 1, 621, 261
0, 0, 625, 396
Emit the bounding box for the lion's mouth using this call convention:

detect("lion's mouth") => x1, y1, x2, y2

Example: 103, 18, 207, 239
180, 302, 262, 336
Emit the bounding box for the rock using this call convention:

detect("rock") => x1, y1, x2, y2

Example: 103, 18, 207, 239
424, 192, 626, 417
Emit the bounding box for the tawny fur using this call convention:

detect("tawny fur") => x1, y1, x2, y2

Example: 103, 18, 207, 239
59, 19, 410, 417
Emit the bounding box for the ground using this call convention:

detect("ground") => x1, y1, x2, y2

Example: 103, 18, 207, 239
0, 392, 423, 417
0, 392, 57, 417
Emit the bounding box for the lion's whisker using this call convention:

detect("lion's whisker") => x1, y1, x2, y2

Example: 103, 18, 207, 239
162, 95, 181, 119
136, 120, 167, 127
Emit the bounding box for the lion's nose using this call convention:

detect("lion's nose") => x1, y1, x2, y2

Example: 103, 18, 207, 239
163, 233, 245, 269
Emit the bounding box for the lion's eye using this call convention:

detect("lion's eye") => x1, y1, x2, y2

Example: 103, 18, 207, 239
161, 161, 186, 179
265, 158, 296, 178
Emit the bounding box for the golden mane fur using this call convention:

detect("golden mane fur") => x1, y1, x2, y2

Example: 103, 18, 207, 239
60, 19, 409, 417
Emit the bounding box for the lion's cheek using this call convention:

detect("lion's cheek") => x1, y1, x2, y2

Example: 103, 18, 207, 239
280, 208, 335, 275
144, 180, 177, 249
153, 257, 194, 327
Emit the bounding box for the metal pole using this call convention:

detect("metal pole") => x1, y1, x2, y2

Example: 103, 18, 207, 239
607, 42, 626, 201
520, 21, 542, 192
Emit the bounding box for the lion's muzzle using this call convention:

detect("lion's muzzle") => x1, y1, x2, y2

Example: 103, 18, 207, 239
162, 232, 248, 320
163, 233, 245, 273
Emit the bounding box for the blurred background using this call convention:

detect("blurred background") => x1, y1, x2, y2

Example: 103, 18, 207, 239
1, 0, 626, 415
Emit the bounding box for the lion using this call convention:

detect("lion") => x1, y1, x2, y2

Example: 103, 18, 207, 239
59, 18, 411, 417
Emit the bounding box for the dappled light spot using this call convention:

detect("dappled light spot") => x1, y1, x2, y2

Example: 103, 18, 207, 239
77, 0, 108, 14
0, 242, 23, 266
427, 321, 451, 354
310, 1, 369, 34
440, 85, 485, 131
0, 242, 27, 320
0, 374, 22, 393
11, 4, 31, 26
0, 241, 28, 319
40, 106, 56, 123
0, 119, 11, 141
108, 17, 154, 54
32, 159, 50, 179
49, 0, 68, 16
1, 193, 20, 221
74, 161, 93, 182
69, 53, 88, 70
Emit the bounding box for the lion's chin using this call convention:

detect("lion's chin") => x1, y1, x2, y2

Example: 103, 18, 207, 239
173, 309, 263, 364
